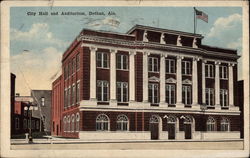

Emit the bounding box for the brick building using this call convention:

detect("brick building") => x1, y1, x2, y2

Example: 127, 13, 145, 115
51, 25, 242, 140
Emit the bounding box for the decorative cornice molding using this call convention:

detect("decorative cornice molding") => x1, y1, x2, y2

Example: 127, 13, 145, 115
166, 77, 177, 83
149, 76, 160, 82
182, 79, 192, 85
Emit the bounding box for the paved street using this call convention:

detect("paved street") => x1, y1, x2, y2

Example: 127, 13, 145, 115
11, 140, 243, 150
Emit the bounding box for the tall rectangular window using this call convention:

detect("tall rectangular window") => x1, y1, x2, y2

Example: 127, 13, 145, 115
76, 81, 80, 103
68, 61, 72, 77
68, 86, 71, 107
97, 52, 109, 68
182, 85, 192, 105
149, 83, 159, 104
64, 65, 68, 79
182, 61, 191, 75
72, 84, 75, 105
117, 82, 128, 102
205, 64, 214, 78
220, 89, 228, 107
148, 57, 159, 72
23, 119, 27, 129
117, 54, 128, 70
64, 88, 67, 108
166, 59, 175, 73
76, 54, 80, 70
166, 84, 176, 105
206, 88, 214, 106
97, 80, 109, 101
72, 58, 76, 74
220, 66, 228, 79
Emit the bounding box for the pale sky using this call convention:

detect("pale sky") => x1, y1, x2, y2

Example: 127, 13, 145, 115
10, 7, 242, 95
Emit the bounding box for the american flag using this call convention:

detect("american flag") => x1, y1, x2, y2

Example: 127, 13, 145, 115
195, 8, 208, 23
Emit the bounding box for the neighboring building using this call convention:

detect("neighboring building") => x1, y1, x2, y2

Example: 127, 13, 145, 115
51, 25, 242, 140
31, 90, 52, 132
12, 96, 40, 135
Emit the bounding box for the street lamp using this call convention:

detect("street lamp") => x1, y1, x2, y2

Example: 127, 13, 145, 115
24, 102, 38, 144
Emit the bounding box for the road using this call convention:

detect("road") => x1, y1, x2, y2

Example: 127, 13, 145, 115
11, 140, 244, 150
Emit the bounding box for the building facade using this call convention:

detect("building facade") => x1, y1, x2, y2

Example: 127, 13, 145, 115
31, 90, 52, 132
51, 25, 241, 140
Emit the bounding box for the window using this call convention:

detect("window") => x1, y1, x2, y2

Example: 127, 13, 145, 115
67, 115, 70, 132
207, 117, 216, 131
149, 83, 159, 104
220, 66, 228, 79
221, 118, 230, 131
206, 88, 214, 106
68, 86, 71, 107
76, 81, 80, 103
205, 64, 214, 78
182, 85, 192, 105
64, 88, 67, 108
72, 58, 76, 74
182, 61, 191, 75
117, 82, 128, 103
97, 52, 109, 68
76, 54, 80, 70
41, 97, 45, 106
71, 114, 75, 132
72, 84, 75, 105
68, 61, 72, 77
96, 114, 109, 131
117, 54, 128, 70
15, 118, 19, 129
166, 84, 176, 105
97, 80, 109, 102
148, 57, 159, 72
220, 89, 228, 107
76, 113, 80, 132
63, 116, 67, 132
166, 59, 175, 73
64, 65, 68, 79
28, 120, 31, 129
116, 115, 129, 131
23, 119, 27, 129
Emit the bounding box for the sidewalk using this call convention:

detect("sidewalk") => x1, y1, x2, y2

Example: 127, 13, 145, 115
11, 138, 244, 145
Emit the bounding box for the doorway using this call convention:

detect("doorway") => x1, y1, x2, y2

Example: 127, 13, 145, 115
149, 115, 160, 140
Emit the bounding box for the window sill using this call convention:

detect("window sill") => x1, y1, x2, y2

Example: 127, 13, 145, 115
97, 67, 109, 70
149, 71, 159, 73
182, 74, 192, 76
166, 73, 176, 75
117, 69, 129, 71
220, 78, 228, 80
205, 77, 214, 79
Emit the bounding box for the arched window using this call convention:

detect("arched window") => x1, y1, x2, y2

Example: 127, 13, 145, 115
63, 116, 67, 132
167, 116, 176, 124
71, 114, 75, 132
75, 113, 80, 132
221, 118, 230, 131
207, 117, 216, 131
150, 115, 160, 123
184, 116, 192, 124
96, 114, 109, 131
117, 114, 129, 131
67, 115, 70, 132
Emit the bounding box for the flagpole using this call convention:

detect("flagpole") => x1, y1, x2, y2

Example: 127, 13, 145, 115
193, 7, 196, 34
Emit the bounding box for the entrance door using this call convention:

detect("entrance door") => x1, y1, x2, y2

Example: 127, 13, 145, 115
150, 123, 159, 140
168, 124, 175, 139
184, 124, 192, 139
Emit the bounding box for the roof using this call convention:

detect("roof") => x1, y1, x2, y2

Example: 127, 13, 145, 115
127, 24, 203, 38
